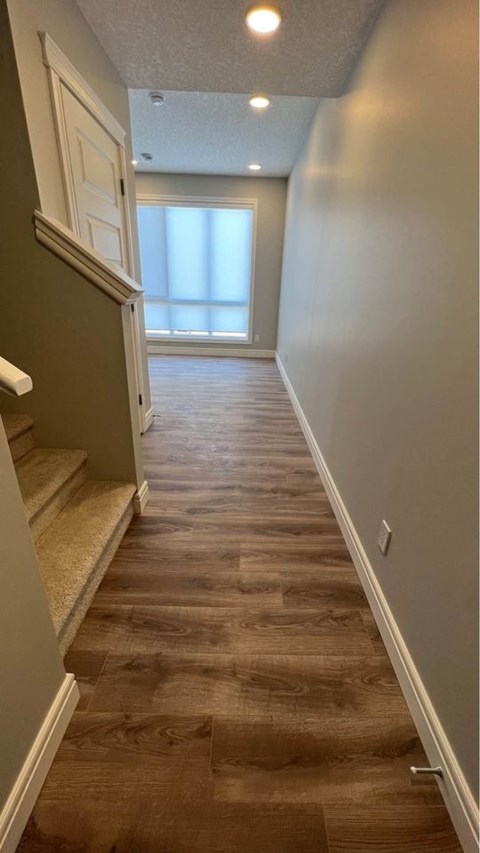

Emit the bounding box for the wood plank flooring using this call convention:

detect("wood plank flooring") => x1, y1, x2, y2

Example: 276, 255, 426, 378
18, 356, 461, 852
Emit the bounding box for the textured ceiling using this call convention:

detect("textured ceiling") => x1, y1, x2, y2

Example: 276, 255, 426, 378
76, 0, 384, 97
129, 90, 319, 176
76, 0, 384, 176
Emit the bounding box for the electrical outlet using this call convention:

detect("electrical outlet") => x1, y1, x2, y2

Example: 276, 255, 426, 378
254, 334, 260, 343
377, 520, 392, 555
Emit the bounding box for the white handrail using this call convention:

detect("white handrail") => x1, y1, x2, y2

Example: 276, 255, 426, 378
0, 357, 33, 396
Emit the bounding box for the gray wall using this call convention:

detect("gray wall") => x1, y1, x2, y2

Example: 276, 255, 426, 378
7, 0, 152, 419
135, 173, 287, 353
277, 0, 478, 797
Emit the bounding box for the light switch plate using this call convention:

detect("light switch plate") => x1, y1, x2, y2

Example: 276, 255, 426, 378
378, 520, 392, 555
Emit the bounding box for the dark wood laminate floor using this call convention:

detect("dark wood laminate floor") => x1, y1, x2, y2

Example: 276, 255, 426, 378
19, 357, 461, 853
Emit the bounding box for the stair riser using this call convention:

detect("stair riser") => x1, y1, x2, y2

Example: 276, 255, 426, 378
30, 466, 88, 541
9, 430, 34, 463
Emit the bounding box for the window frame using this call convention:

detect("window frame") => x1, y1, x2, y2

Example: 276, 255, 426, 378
136, 194, 258, 345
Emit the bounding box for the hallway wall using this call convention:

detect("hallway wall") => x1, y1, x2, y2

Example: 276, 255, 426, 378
0, 1, 142, 485
136, 173, 287, 354
277, 0, 478, 801
0, 7, 69, 825
6, 0, 152, 420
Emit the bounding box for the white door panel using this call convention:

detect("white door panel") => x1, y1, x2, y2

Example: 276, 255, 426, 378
77, 132, 117, 203
86, 215, 124, 266
61, 84, 129, 273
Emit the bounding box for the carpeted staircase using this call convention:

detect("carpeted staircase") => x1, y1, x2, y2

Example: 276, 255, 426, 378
3, 413, 135, 655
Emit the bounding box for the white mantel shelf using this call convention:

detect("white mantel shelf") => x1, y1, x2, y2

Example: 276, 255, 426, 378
33, 210, 143, 306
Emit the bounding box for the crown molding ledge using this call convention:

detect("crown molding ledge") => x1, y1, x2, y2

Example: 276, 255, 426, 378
33, 211, 143, 306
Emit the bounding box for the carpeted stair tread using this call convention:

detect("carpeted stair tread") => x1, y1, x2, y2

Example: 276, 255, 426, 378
36, 479, 135, 637
2, 412, 33, 442
15, 448, 87, 525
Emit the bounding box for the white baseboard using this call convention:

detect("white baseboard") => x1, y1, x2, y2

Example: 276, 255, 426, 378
144, 406, 154, 432
0, 674, 79, 853
147, 344, 275, 358
275, 353, 479, 853
134, 479, 150, 514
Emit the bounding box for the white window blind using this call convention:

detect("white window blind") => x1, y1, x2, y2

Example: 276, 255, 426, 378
137, 203, 254, 340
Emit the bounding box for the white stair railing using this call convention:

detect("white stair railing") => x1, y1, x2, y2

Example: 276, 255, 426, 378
0, 356, 33, 396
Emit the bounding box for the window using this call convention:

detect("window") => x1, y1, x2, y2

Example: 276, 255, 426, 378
137, 198, 256, 342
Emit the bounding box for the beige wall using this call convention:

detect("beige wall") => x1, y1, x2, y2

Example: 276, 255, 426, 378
135, 173, 287, 352
0, 2, 67, 819
277, 0, 478, 797
0, 420, 66, 816
6, 0, 152, 419
0, 0, 143, 485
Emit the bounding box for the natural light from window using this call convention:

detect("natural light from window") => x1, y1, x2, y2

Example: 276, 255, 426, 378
137, 202, 255, 342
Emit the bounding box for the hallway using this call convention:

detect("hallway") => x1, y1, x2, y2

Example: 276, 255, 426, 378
19, 357, 460, 851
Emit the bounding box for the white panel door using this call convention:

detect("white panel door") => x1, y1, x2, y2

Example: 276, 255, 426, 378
60, 85, 130, 272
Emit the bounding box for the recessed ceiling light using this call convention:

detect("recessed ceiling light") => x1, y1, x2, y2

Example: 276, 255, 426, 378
141, 152, 154, 161
131, 159, 138, 165
249, 163, 262, 171
246, 5, 281, 35
149, 92, 165, 106
249, 95, 270, 109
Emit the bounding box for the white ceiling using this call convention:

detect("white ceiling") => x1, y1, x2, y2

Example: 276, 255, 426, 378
76, 0, 385, 176
76, 0, 384, 97
129, 90, 320, 176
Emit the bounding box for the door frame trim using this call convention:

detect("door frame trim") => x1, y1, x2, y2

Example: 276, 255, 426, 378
40, 32, 126, 143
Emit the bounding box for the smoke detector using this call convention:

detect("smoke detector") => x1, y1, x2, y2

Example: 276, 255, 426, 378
141, 152, 154, 162
149, 92, 165, 106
